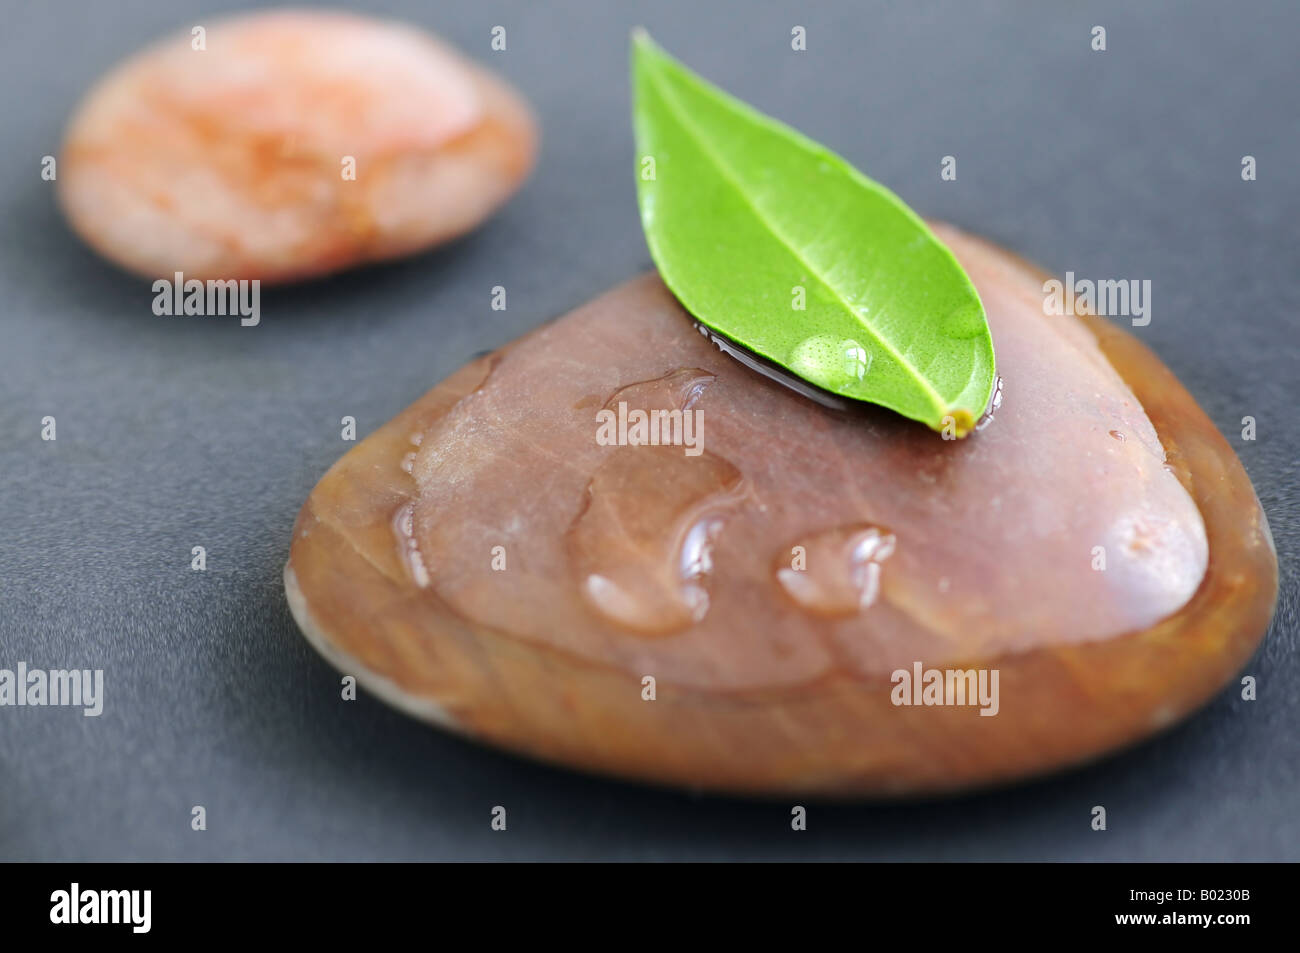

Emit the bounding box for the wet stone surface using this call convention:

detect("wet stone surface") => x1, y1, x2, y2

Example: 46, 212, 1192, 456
285, 224, 1276, 796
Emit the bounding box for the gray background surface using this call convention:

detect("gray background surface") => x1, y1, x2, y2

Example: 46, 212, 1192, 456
1, 0, 1296, 861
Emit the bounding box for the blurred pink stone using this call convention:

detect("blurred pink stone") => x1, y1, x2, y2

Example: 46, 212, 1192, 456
58, 10, 537, 283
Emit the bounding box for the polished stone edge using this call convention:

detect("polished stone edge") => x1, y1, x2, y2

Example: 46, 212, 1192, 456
285, 562, 465, 735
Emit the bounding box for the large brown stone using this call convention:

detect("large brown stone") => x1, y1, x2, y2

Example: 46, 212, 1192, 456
285, 224, 1277, 796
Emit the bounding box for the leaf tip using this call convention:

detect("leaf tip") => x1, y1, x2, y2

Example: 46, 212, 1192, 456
944, 408, 977, 439
630, 27, 657, 58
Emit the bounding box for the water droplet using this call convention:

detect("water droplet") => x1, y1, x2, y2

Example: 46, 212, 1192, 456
392, 503, 430, 588
775, 524, 896, 617
602, 367, 714, 413
568, 446, 745, 635
975, 376, 1004, 431
788, 335, 872, 390
693, 323, 849, 410
843, 340, 870, 381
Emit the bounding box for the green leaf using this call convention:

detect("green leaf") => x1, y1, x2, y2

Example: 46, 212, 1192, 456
632, 31, 995, 436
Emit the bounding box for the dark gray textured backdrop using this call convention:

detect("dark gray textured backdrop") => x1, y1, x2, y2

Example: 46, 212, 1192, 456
1, 0, 1296, 861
